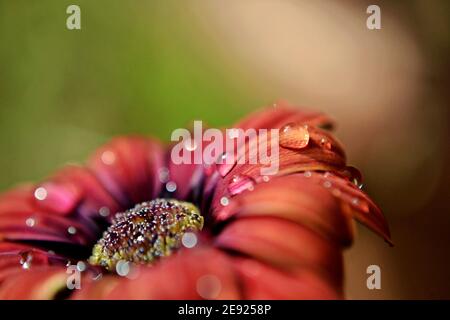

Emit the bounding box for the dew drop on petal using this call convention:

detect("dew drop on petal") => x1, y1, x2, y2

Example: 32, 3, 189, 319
92, 273, 103, 281
262, 175, 270, 182
353, 178, 364, 189
323, 181, 332, 189
116, 260, 130, 277
332, 188, 342, 197
196, 274, 222, 300
25, 217, 36, 227
165, 181, 177, 193
220, 196, 229, 206
228, 175, 255, 196
351, 197, 370, 213
99, 206, 110, 217
181, 232, 198, 248
320, 137, 332, 150
101, 150, 116, 165
67, 226, 77, 235
158, 167, 170, 183
280, 123, 310, 149
76, 261, 86, 272
303, 171, 312, 178
20, 251, 33, 270
34, 187, 48, 201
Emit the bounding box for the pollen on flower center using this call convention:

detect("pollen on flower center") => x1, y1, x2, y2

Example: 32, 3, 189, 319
89, 199, 203, 271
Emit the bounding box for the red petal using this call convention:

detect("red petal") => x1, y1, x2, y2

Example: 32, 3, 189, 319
88, 136, 165, 207
0, 266, 68, 299
215, 217, 343, 288
234, 257, 342, 299
234, 101, 334, 131
104, 248, 241, 299
213, 174, 356, 246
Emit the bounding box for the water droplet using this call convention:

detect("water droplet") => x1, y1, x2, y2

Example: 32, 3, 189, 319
220, 196, 229, 206
353, 178, 364, 189
116, 260, 130, 277
280, 123, 309, 149
351, 197, 369, 212
196, 274, 222, 299
332, 188, 342, 197
25, 217, 36, 227
165, 181, 177, 193
101, 150, 116, 165
303, 171, 312, 178
158, 167, 170, 183
323, 181, 332, 188
20, 252, 33, 270
76, 261, 86, 272
320, 137, 332, 150
181, 232, 198, 248
34, 187, 47, 201
262, 175, 270, 182
67, 226, 77, 235
92, 273, 103, 281
99, 206, 110, 217
228, 175, 255, 196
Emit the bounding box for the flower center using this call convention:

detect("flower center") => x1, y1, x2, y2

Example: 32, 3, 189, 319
89, 199, 203, 271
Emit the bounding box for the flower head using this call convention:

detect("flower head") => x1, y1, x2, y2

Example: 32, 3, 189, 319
0, 102, 390, 299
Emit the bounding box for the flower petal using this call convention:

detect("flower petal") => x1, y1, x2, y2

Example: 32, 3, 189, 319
213, 174, 356, 246
233, 257, 342, 299
215, 217, 343, 288
234, 101, 334, 131
88, 136, 165, 208
104, 248, 241, 299
0, 266, 68, 299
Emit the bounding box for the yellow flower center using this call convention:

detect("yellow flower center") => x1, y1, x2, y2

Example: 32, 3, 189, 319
89, 199, 203, 271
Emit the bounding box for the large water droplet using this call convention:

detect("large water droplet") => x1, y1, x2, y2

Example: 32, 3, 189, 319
228, 175, 255, 196
280, 123, 310, 149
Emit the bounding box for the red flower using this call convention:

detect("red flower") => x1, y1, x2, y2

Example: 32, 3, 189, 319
0, 102, 390, 299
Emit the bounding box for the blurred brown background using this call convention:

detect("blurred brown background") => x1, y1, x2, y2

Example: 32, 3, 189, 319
0, 0, 449, 298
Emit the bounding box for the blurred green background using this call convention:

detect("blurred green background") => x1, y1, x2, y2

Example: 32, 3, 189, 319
1, 0, 449, 299
0, 0, 261, 189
